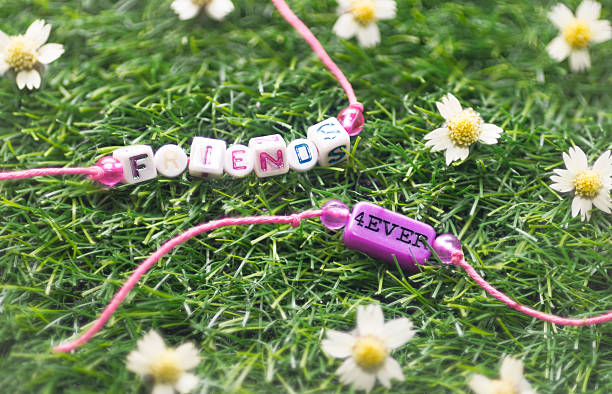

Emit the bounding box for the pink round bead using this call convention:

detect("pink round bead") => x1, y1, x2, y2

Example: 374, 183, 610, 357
432, 234, 462, 264
337, 104, 365, 136
90, 156, 124, 187
321, 200, 350, 230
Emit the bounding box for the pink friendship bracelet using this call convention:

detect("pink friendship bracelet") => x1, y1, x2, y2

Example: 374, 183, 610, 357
53, 201, 612, 353
0, 1, 365, 187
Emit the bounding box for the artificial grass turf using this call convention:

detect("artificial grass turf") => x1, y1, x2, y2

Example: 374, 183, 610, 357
0, 0, 611, 392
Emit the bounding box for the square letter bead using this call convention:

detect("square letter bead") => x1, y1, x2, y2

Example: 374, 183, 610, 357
113, 145, 157, 184
287, 138, 319, 172
154, 144, 188, 178
248, 134, 289, 178
307, 117, 350, 166
224, 144, 254, 178
189, 137, 226, 178
342, 202, 436, 271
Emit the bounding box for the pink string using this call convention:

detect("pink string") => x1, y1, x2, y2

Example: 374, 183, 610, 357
451, 251, 612, 326
53, 209, 323, 352
270, 0, 362, 110
0, 167, 102, 181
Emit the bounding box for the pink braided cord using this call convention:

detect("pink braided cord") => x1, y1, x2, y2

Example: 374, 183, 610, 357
53, 209, 323, 352
451, 251, 612, 326
0, 167, 102, 180
270, 0, 362, 110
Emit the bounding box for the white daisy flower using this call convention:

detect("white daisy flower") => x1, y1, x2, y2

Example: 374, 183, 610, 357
546, 1, 611, 72
550, 146, 612, 221
0, 20, 64, 90
424, 93, 503, 165
127, 330, 201, 394
171, 0, 235, 21
333, 0, 397, 48
321, 304, 414, 392
468, 356, 537, 394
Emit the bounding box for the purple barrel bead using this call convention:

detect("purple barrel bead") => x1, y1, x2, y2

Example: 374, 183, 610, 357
342, 202, 436, 271
432, 234, 462, 264
321, 200, 350, 230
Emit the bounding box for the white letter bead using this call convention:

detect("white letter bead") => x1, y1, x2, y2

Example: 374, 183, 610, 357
154, 144, 188, 178
287, 138, 318, 172
248, 134, 289, 178
112, 145, 157, 184
189, 137, 226, 178
224, 144, 254, 178
307, 117, 350, 167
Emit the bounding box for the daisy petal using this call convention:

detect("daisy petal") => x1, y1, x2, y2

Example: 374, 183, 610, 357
592, 191, 612, 213
337, 0, 352, 13
333, 13, 359, 39
499, 357, 524, 385
436, 93, 462, 120
375, 0, 397, 20
479, 124, 503, 144
592, 150, 612, 178
0, 30, 9, 51
357, 304, 385, 337
548, 3, 575, 30
138, 330, 167, 359
576, 0, 601, 22
379, 356, 404, 383
206, 0, 234, 21
468, 373, 494, 394
126, 350, 152, 376
382, 318, 414, 349
550, 174, 575, 193
17, 69, 41, 90
322, 330, 356, 359
175, 372, 199, 393
357, 23, 381, 48
25, 19, 51, 48
37, 43, 64, 64
571, 196, 593, 221
152, 384, 174, 394
546, 35, 571, 61
590, 20, 612, 43
424, 128, 452, 152
0, 58, 9, 75
569, 48, 591, 72
171, 0, 201, 20
175, 342, 201, 370
564, 146, 589, 173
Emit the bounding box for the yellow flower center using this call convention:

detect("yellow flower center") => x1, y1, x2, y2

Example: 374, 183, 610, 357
563, 19, 592, 49
447, 109, 483, 146
351, 0, 377, 25
192, 0, 212, 6
573, 169, 602, 197
5, 36, 38, 72
352, 336, 387, 369
151, 350, 183, 384
489, 379, 518, 394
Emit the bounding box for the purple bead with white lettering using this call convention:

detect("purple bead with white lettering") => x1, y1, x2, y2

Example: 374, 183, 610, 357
342, 202, 436, 271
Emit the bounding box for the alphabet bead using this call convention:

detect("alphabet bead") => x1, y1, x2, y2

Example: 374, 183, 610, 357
307, 118, 350, 166
249, 134, 289, 178
112, 145, 157, 184
189, 137, 226, 178
224, 144, 254, 178
154, 144, 188, 178
287, 138, 319, 172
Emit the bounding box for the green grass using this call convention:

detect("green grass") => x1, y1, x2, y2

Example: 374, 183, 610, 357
1, 0, 611, 392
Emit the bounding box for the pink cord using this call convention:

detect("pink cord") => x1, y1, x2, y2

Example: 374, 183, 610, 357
53, 209, 323, 352
0, 167, 102, 181
270, 0, 362, 110
451, 251, 612, 326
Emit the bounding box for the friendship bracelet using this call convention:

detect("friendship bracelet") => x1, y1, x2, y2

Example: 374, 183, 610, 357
52, 200, 612, 353
0, 0, 365, 186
